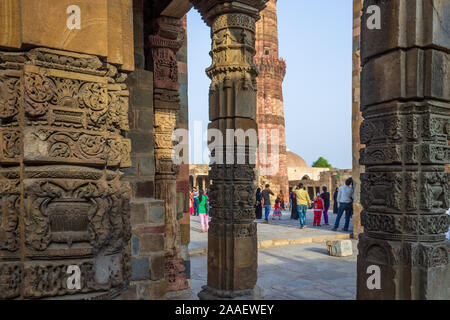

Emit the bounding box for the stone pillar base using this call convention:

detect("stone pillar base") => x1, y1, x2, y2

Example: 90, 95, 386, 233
198, 286, 264, 300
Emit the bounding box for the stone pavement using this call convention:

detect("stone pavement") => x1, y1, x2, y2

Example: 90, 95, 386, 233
189, 208, 354, 256
185, 240, 358, 300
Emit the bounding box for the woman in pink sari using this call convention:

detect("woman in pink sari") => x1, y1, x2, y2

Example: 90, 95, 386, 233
189, 190, 194, 215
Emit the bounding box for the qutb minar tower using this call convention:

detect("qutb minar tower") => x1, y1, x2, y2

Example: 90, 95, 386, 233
255, 0, 289, 201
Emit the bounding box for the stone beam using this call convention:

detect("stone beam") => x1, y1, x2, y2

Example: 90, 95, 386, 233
162, 0, 193, 19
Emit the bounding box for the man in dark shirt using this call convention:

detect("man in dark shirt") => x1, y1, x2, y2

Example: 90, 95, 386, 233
261, 184, 274, 224
320, 186, 331, 226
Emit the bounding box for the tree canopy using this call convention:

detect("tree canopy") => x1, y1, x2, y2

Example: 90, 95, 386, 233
312, 157, 333, 169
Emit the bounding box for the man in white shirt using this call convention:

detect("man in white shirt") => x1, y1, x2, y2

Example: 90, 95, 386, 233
332, 178, 354, 232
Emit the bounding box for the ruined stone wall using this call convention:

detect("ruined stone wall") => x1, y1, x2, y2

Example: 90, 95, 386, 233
352, 0, 364, 239
255, 0, 288, 203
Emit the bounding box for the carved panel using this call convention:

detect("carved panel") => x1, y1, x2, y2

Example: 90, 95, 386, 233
0, 47, 131, 299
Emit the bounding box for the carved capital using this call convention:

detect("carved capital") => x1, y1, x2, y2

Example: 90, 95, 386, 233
191, 0, 268, 25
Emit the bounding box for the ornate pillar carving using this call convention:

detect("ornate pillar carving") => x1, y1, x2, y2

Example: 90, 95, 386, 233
0, 48, 132, 299
148, 16, 189, 293
357, 0, 449, 299
191, 0, 268, 300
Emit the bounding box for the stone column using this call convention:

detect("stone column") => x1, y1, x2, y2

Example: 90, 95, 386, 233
357, 0, 449, 299
352, 0, 364, 239
148, 16, 189, 293
192, 0, 268, 300
0, 48, 132, 300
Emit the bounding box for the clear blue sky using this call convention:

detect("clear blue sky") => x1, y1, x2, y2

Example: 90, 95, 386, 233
186, 0, 353, 169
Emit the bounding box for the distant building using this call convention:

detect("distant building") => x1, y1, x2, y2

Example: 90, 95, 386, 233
287, 151, 352, 206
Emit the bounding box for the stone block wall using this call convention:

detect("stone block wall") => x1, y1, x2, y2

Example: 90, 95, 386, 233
121, 0, 166, 300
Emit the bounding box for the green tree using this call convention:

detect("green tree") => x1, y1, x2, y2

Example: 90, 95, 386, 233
312, 157, 333, 169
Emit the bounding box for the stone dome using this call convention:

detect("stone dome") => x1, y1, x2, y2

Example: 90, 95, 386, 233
287, 151, 308, 168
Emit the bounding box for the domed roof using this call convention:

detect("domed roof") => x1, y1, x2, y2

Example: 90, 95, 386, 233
287, 151, 308, 168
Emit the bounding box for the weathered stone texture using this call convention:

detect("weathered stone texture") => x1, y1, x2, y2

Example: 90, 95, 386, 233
0, 47, 132, 299
327, 240, 353, 257
121, 0, 167, 300
0, 0, 134, 70
352, 0, 364, 239
357, 0, 450, 300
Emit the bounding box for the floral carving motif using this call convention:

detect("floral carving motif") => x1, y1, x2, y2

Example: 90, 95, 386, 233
1, 130, 20, 160
0, 263, 23, 299
0, 77, 20, 119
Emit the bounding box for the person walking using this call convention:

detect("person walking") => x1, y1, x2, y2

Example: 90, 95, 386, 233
273, 199, 282, 220
290, 187, 298, 220
193, 188, 200, 216
293, 183, 311, 229
333, 187, 339, 214
198, 190, 209, 233
255, 188, 263, 220
313, 193, 324, 227
332, 178, 354, 231
320, 186, 330, 226
262, 184, 274, 224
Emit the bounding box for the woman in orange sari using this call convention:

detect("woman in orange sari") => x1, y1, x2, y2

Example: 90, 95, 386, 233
278, 190, 285, 210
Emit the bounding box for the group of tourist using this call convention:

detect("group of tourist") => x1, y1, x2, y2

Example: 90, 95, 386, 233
189, 188, 210, 233
190, 177, 356, 233
254, 178, 355, 231
254, 185, 287, 223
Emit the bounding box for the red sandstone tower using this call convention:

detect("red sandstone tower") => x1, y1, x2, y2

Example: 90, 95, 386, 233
255, 0, 289, 202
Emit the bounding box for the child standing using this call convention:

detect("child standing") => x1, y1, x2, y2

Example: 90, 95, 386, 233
273, 199, 282, 220
313, 193, 324, 227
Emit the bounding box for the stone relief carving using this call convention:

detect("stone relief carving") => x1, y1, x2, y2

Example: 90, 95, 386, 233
0, 47, 131, 299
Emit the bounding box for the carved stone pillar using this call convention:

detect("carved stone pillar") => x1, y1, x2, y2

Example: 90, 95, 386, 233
148, 16, 189, 293
191, 0, 268, 300
357, 0, 449, 299
0, 48, 132, 299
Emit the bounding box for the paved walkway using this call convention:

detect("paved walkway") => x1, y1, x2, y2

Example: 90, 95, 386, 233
189, 208, 354, 256
186, 240, 358, 300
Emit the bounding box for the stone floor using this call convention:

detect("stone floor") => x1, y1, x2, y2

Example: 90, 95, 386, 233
180, 209, 358, 300
186, 240, 358, 300
189, 208, 354, 254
